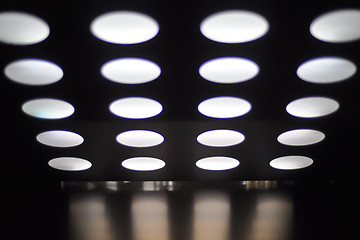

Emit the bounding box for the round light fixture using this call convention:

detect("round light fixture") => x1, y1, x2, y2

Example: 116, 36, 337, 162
199, 57, 259, 84
200, 10, 269, 43
197, 129, 245, 147
277, 129, 325, 146
22, 98, 75, 119
198, 96, 251, 118
196, 156, 240, 171
270, 156, 313, 170
36, 130, 84, 147
48, 157, 92, 171
90, 10, 159, 44
116, 130, 164, 147
109, 97, 163, 119
286, 97, 339, 118
122, 157, 165, 171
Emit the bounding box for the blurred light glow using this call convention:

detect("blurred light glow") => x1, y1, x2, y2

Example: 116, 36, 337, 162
277, 129, 325, 146
198, 96, 251, 118
37, 130, 84, 147
297, 57, 356, 84
22, 98, 75, 119
196, 156, 240, 171
109, 97, 163, 119
310, 9, 360, 43
101, 58, 161, 84
122, 157, 165, 171
0, 11, 50, 45
199, 57, 259, 84
90, 11, 159, 44
197, 129, 245, 147
270, 156, 313, 170
200, 10, 269, 43
49, 157, 92, 171
5, 58, 63, 86
116, 130, 164, 147
286, 97, 339, 118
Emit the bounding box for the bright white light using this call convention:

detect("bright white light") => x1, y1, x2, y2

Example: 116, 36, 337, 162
5, 59, 63, 86
310, 9, 360, 43
36, 130, 84, 147
116, 130, 164, 147
297, 57, 356, 84
48, 157, 92, 171
199, 57, 259, 84
200, 10, 269, 43
90, 11, 159, 44
270, 156, 313, 170
0, 11, 49, 45
101, 58, 161, 84
109, 97, 163, 119
196, 156, 240, 171
122, 157, 166, 171
198, 96, 251, 118
277, 129, 325, 146
197, 129, 245, 147
286, 97, 339, 118
22, 98, 75, 119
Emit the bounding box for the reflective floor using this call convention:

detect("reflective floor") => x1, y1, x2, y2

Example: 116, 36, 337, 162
2, 181, 356, 240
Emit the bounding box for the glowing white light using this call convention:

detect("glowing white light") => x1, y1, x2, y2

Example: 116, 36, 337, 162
116, 130, 164, 147
199, 57, 259, 84
109, 97, 162, 119
200, 10, 269, 43
277, 129, 325, 146
22, 98, 75, 119
122, 157, 166, 171
197, 129, 245, 147
297, 57, 356, 84
286, 97, 339, 118
0, 11, 50, 45
36, 130, 84, 147
101, 58, 161, 84
270, 156, 313, 170
310, 9, 360, 43
48, 157, 92, 171
5, 59, 63, 86
90, 11, 159, 44
198, 96, 251, 118
196, 156, 240, 171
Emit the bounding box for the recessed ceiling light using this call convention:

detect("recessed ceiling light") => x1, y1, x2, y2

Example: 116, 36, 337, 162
277, 129, 325, 146
109, 97, 163, 119
90, 11, 159, 44
199, 57, 259, 84
270, 156, 313, 170
200, 10, 269, 43
196, 156, 240, 171
36, 130, 84, 147
122, 157, 166, 171
5, 59, 63, 86
286, 97, 339, 118
116, 130, 164, 147
22, 98, 75, 119
310, 9, 360, 43
197, 129, 245, 147
0, 11, 50, 45
198, 96, 251, 118
48, 157, 92, 171
297, 57, 356, 84
101, 58, 161, 84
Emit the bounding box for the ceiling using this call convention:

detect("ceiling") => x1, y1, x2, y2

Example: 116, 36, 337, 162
0, 0, 359, 182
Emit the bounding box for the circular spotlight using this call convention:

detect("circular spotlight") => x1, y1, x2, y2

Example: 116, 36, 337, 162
277, 129, 325, 146
116, 130, 164, 147
101, 58, 161, 84
198, 96, 251, 118
200, 10, 269, 43
37, 130, 84, 147
197, 129, 245, 147
310, 9, 360, 43
270, 156, 313, 170
90, 11, 159, 44
196, 156, 240, 171
297, 57, 356, 84
48, 157, 92, 171
5, 59, 63, 86
286, 97, 339, 118
122, 157, 165, 171
0, 11, 50, 45
109, 97, 163, 119
199, 57, 259, 84
22, 98, 75, 119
